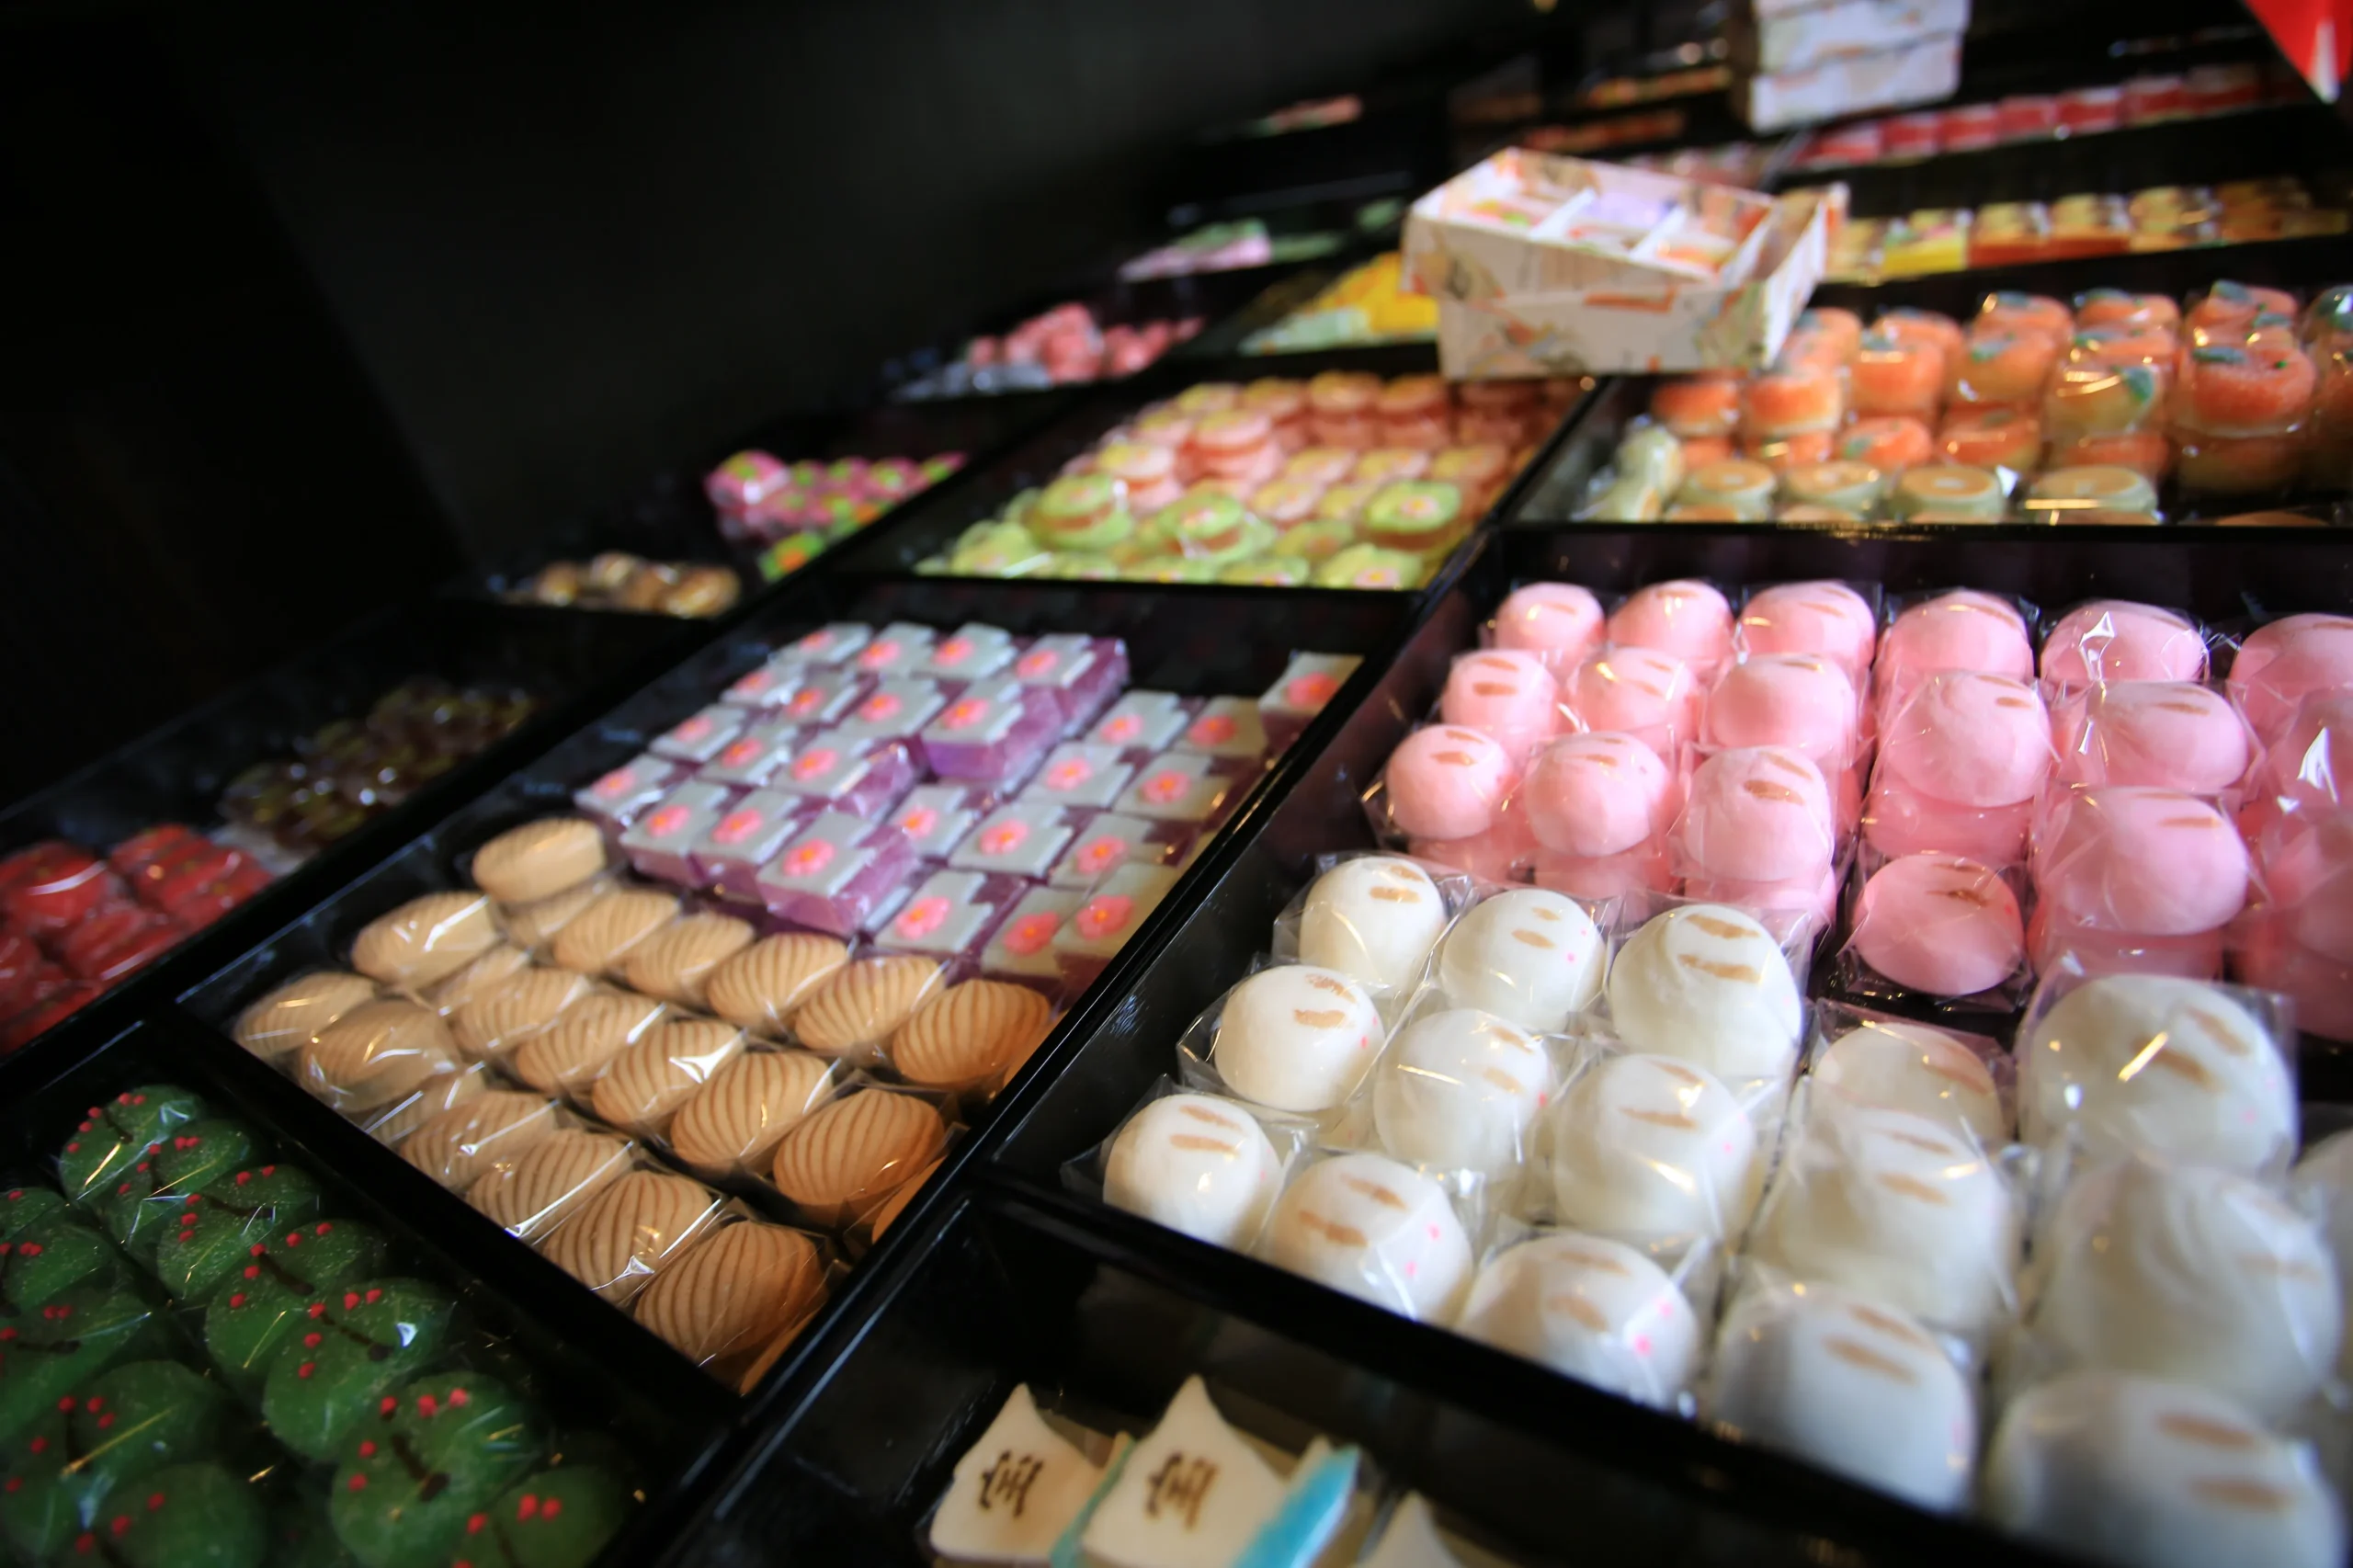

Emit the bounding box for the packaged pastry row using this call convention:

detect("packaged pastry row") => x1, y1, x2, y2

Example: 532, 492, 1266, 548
1579, 278, 2353, 521
921, 372, 1570, 587
893, 303, 1203, 399
504, 551, 743, 619
704, 449, 965, 543
3, 1079, 634, 1568
1073, 845, 2351, 1567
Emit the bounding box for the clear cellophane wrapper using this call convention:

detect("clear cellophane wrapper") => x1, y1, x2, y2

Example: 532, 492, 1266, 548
759, 1076, 958, 1233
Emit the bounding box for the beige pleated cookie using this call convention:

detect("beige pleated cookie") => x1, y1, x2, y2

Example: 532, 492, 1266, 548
623, 913, 757, 1007
451, 967, 592, 1060
366, 1062, 489, 1146
303, 1000, 460, 1108
508, 990, 664, 1096
541, 1168, 718, 1302
498, 878, 609, 949
666, 1051, 832, 1177
889, 980, 1053, 1090
550, 889, 679, 976
770, 1090, 946, 1227
589, 1017, 746, 1135
633, 1221, 824, 1369
467, 1129, 632, 1241
401, 1090, 558, 1188
233, 971, 377, 1061
703, 933, 849, 1035
791, 957, 942, 1060
351, 892, 502, 986
867, 1156, 941, 1239
421, 943, 532, 1014
471, 816, 609, 903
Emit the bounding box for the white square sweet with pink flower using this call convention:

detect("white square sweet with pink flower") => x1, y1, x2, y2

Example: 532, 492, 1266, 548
1052, 863, 1183, 961
1018, 744, 1135, 812
873, 869, 1009, 958
890, 783, 987, 860
1171, 697, 1268, 761
650, 704, 747, 765
774, 622, 872, 667
835, 677, 949, 741
948, 801, 1075, 879
771, 668, 872, 727
917, 622, 1017, 682
983, 885, 1085, 982
1111, 751, 1236, 824
1086, 691, 1192, 753
847, 622, 938, 676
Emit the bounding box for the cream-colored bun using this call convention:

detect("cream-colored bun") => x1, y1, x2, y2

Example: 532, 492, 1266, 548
791, 958, 942, 1059
633, 1221, 824, 1367
705, 934, 849, 1034
541, 1168, 717, 1302
367, 1062, 489, 1146
1298, 857, 1449, 994
302, 1000, 460, 1108
666, 1051, 831, 1176
472, 816, 609, 903
550, 888, 679, 976
869, 1159, 940, 1238
234, 971, 377, 1060
451, 968, 590, 1060
421, 943, 533, 1014
509, 990, 663, 1096
401, 1091, 557, 1188
623, 913, 757, 1007
351, 892, 501, 986
1604, 903, 1802, 1082
770, 1090, 947, 1224
467, 1129, 631, 1240
889, 980, 1052, 1089
589, 1018, 746, 1135
498, 879, 608, 949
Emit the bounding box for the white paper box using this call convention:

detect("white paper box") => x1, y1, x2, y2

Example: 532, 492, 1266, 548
1733, 0, 1971, 74
1737, 33, 1963, 131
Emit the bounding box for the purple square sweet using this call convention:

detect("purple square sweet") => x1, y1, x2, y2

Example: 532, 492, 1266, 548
890, 783, 990, 861
768, 734, 919, 818
834, 677, 948, 743
719, 656, 799, 710
874, 869, 1021, 960
847, 622, 938, 677
773, 668, 873, 727
649, 704, 746, 766
1047, 812, 1191, 889
918, 679, 1063, 783
1173, 698, 1269, 764
948, 801, 1077, 880
754, 810, 916, 937
1086, 691, 1197, 757
1017, 744, 1136, 812
690, 789, 813, 897
1011, 634, 1128, 729
981, 884, 1084, 994
1111, 751, 1243, 826
917, 622, 1017, 683
1052, 862, 1184, 992
620, 780, 735, 885
699, 717, 805, 790
572, 752, 685, 832
1258, 653, 1361, 752
775, 622, 873, 668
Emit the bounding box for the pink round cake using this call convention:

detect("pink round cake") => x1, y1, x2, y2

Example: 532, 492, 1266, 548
1737, 581, 1878, 675
2034, 786, 2250, 936
2040, 599, 2208, 687
1382, 724, 1518, 841
1880, 671, 2052, 807
1563, 645, 1699, 755
1702, 653, 1860, 767
1862, 773, 2036, 865
1605, 580, 1734, 669
2229, 612, 2353, 744
1492, 583, 1607, 668
1520, 732, 1677, 858
1439, 650, 1563, 759
2050, 680, 2251, 794
2261, 689, 2353, 816
2236, 915, 2353, 1041
2259, 810, 2353, 965
1850, 853, 2024, 996
1875, 590, 2035, 709
1675, 746, 1836, 882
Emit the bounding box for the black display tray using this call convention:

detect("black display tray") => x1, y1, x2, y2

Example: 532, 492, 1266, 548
0, 1012, 733, 1567
0, 599, 695, 1074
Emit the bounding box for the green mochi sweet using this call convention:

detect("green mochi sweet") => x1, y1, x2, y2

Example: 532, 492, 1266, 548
0, 1215, 130, 1310
203, 1219, 389, 1397
459, 1464, 634, 1568
0, 1286, 169, 1445
0, 1184, 68, 1239
1, 1356, 233, 1557
329, 1371, 543, 1568
261, 1279, 455, 1462
0, 1406, 78, 1561
57, 1087, 209, 1208
100, 1460, 267, 1568
150, 1164, 324, 1301
102, 1120, 263, 1267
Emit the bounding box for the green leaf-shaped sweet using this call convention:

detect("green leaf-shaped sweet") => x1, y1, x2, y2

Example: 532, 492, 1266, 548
328, 1370, 543, 1568
460, 1464, 633, 1568
261, 1279, 454, 1462
104, 1120, 262, 1267
151, 1164, 324, 1301
0, 1406, 76, 1561
0, 1286, 167, 1444
70, 1358, 232, 1496
57, 1087, 208, 1207
0, 1214, 130, 1309
94, 1460, 267, 1568
0, 1184, 67, 1240
203, 1219, 388, 1397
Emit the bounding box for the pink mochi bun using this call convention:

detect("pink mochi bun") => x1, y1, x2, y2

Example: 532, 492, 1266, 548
1863, 773, 2035, 865
1881, 671, 2052, 807
1521, 732, 1677, 858
2261, 689, 2353, 816
1875, 590, 2034, 713
2236, 915, 2353, 1042
2033, 786, 2250, 936
1703, 653, 1861, 767
1493, 582, 1607, 668
1439, 649, 1563, 758
1563, 645, 1699, 755
2230, 613, 2353, 744
2040, 599, 2208, 688
1383, 725, 1518, 841
1606, 579, 1734, 670
1534, 842, 1673, 901
1850, 853, 2024, 996
1675, 746, 1836, 882
2260, 809, 2353, 965
2050, 681, 2252, 794
1737, 581, 1878, 676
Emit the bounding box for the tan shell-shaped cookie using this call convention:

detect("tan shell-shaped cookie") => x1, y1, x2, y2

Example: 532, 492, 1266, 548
233, 971, 378, 1061
550, 889, 679, 976
451, 967, 591, 1060
467, 1129, 631, 1241
401, 1090, 558, 1188
508, 990, 665, 1096
541, 1168, 718, 1302
790, 957, 942, 1060
589, 1018, 746, 1135
889, 980, 1053, 1090
366, 1062, 489, 1146
624, 913, 757, 1007
770, 1090, 946, 1224
704, 934, 851, 1034
632, 1221, 823, 1368
498, 877, 608, 949
472, 816, 609, 903
351, 892, 501, 986
666, 1051, 832, 1176
421, 943, 532, 1014
303, 1000, 460, 1108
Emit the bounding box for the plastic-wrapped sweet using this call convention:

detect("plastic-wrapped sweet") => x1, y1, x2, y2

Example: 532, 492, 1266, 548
1491, 583, 1606, 670
1874, 590, 2036, 718
1984, 1370, 2344, 1568
1551, 1051, 1762, 1249
1519, 732, 1677, 897
1561, 645, 1699, 758
350, 892, 502, 989
1606, 580, 1733, 672
1707, 1281, 1976, 1511
2023, 1155, 2340, 1421
2033, 787, 2249, 941
1208, 965, 1384, 1114
2018, 971, 2293, 1174
1294, 856, 1449, 995
1103, 1089, 1284, 1248
1748, 1101, 2019, 1338
1431, 888, 1602, 1033
1605, 903, 1802, 1083
1672, 746, 1836, 889
1734, 582, 1878, 677
2228, 613, 2353, 744
1847, 854, 2024, 998
2262, 808, 2353, 966
1812, 1016, 2007, 1144
754, 810, 917, 937
1700, 655, 1862, 781
2237, 912, 2353, 1043
1454, 1233, 1699, 1409
1880, 670, 2051, 809
2255, 690, 2353, 825
1259, 1152, 1472, 1321
1370, 1007, 1550, 1177
1438, 650, 1562, 760
2050, 681, 2253, 794
1379, 726, 1518, 844
2040, 599, 2209, 688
